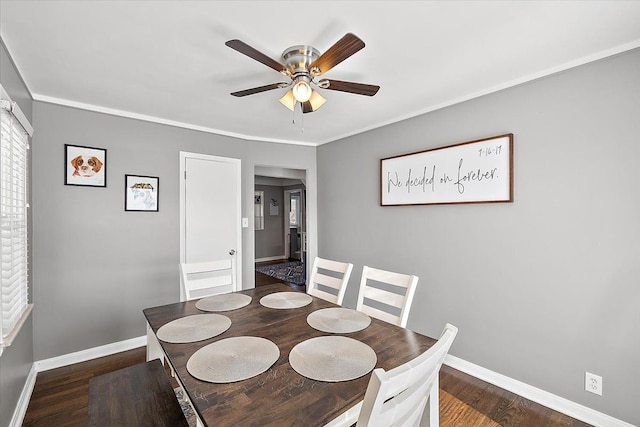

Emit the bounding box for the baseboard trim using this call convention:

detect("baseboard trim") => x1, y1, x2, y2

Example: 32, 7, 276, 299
34, 335, 146, 373
444, 354, 634, 427
255, 255, 286, 263
9, 363, 37, 427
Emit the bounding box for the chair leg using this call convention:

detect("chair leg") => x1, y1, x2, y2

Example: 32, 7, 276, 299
429, 376, 439, 426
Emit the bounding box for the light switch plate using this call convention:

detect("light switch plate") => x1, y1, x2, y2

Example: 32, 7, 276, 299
242, 218, 249, 228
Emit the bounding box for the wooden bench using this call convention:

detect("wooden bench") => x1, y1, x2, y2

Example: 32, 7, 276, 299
88, 359, 189, 427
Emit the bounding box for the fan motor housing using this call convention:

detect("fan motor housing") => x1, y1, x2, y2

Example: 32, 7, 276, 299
281, 45, 320, 74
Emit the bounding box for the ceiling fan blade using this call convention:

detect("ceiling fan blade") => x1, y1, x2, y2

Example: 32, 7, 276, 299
231, 83, 287, 97
308, 33, 365, 76
323, 79, 380, 96
225, 39, 288, 74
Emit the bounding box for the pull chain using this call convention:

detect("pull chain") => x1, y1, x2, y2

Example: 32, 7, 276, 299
291, 102, 304, 133
292, 101, 296, 125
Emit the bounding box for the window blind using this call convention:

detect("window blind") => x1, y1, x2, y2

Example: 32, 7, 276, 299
0, 101, 29, 345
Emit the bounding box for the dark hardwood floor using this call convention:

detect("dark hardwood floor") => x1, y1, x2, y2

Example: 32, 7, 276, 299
22, 347, 592, 427
23, 347, 147, 427
22, 269, 593, 427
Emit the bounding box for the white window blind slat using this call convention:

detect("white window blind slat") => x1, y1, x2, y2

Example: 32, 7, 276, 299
0, 103, 29, 344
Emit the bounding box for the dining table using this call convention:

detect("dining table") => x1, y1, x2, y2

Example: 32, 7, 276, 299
143, 283, 436, 426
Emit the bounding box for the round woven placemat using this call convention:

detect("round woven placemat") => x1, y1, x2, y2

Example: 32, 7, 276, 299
307, 308, 371, 334
186, 336, 280, 383
289, 336, 377, 382
259, 292, 312, 309
156, 314, 231, 344
196, 293, 252, 312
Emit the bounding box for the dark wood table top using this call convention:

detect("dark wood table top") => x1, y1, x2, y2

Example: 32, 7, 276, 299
143, 283, 436, 426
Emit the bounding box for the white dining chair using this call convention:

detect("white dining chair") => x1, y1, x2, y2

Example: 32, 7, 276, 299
307, 256, 354, 305
358, 323, 458, 426
356, 265, 418, 328
180, 258, 237, 302
325, 323, 458, 427
162, 258, 237, 379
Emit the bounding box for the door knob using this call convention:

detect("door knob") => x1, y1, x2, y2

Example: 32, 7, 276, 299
229, 249, 236, 255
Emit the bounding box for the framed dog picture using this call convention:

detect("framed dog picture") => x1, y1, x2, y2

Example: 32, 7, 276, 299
65, 144, 107, 187
125, 174, 159, 212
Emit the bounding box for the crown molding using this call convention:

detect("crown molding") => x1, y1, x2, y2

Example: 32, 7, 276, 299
32, 94, 317, 147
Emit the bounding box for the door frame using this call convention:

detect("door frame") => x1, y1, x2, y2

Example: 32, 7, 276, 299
283, 188, 304, 261
180, 151, 242, 286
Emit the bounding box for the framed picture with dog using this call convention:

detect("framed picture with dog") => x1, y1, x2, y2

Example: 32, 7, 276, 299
65, 144, 107, 187
125, 174, 159, 212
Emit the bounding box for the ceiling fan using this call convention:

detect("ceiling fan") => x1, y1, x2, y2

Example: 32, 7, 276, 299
225, 33, 380, 113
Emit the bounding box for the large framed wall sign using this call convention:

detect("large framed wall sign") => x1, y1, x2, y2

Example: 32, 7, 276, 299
380, 134, 513, 206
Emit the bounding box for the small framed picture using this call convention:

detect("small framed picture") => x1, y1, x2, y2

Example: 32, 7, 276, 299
125, 174, 159, 212
65, 144, 107, 187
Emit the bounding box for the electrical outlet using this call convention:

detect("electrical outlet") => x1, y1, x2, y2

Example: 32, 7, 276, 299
585, 372, 603, 396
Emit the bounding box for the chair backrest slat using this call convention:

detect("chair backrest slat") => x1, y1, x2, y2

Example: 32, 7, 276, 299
317, 257, 352, 274
358, 304, 403, 327
361, 267, 414, 288
313, 272, 344, 291
186, 275, 233, 292
361, 286, 406, 309
181, 259, 231, 274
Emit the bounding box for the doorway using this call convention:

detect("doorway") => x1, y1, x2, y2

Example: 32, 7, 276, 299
254, 167, 307, 288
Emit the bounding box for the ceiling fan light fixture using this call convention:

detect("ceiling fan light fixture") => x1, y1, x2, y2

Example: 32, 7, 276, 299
279, 89, 296, 111
292, 76, 312, 102
308, 90, 326, 111
280, 88, 326, 113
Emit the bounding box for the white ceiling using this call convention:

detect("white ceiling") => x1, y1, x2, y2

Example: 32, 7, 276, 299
2, 1, 640, 146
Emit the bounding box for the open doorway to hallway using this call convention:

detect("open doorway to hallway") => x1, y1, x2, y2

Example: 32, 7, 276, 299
254, 166, 307, 290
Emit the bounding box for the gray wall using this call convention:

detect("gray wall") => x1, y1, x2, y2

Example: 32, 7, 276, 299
317, 49, 640, 425
0, 40, 34, 427
254, 185, 285, 260
31, 101, 316, 361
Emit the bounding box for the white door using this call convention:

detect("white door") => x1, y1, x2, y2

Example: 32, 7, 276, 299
180, 152, 242, 285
